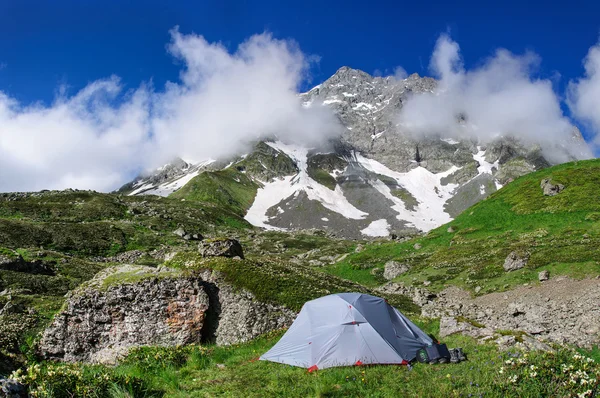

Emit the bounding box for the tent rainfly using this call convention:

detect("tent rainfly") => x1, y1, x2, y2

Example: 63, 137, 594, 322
260, 293, 433, 370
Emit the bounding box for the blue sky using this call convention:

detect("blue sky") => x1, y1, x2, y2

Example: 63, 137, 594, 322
1, 0, 600, 192
1, 0, 598, 104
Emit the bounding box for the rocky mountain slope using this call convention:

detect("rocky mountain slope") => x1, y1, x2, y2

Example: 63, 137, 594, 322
120, 67, 590, 238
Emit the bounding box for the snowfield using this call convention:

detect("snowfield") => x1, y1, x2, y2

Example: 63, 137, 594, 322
244, 142, 368, 230
355, 152, 459, 232
360, 219, 390, 237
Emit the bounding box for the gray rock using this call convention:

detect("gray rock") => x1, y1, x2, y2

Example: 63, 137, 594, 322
174, 227, 203, 241
173, 227, 186, 237
383, 261, 409, 280
518, 335, 553, 352
439, 316, 494, 339
376, 282, 435, 307
38, 264, 296, 364
540, 178, 565, 196
414, 243, 422, 250
200, 271, 295, 346
0, 378, 26, 398
503, 251, 529, 272
538, 270, 550, 282
199, 239, 244, 259
422, 278, 600, 348
495, 335, 517, 350
38, 265, 210, 364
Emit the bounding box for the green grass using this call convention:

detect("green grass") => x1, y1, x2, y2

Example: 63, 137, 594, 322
170, 168, 259, 216
324, 158, 600, 293
165, 252, 418, 313
307, 168, 337, 190
16, 324, 600, 397
0, 191, 251, 256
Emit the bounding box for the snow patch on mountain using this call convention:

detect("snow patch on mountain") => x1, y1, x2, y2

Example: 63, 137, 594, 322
127, 159, 215, 197
244, 141, 368, 230
361, 219, 390, 237
473, 147, 499, 175
355, 153, 459, 231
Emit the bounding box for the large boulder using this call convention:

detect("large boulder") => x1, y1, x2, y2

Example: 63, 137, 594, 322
38, 265, 210, 364
503, 251, 529, 272
540, 178, 564, 196
383, 261, 409, 280
199, 239, 244, 259
38, 262, 295, 363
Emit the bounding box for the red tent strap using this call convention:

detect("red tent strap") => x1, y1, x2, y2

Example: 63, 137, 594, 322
355, 360, 363, 366
308, 365, 318, 373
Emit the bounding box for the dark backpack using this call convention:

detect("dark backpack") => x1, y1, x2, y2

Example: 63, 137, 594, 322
417, 343, 451, 363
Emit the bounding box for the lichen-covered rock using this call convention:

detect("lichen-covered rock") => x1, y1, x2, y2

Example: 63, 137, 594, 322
439, 316, 494, 339
376, 282, 435, 307
196, 269, 296, 345
503, 251, 529, 271
0, 378, 26, 398
383, 261, 409, 280
37, 262, 297, 363
199, 239, 244, 259
540, 178, 565, 196
38, 265, 209, 364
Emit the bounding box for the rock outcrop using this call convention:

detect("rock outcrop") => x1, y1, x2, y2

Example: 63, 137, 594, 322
383, 261, 409, 280
376, 282, 435, 307
199, 239, 244, 259
0, 251, 54, 275
38, 263, 294, 364
422, 277, 600, 348
503, 251, 529, 272
540, 178, 565, 196
39, 265, 210, 363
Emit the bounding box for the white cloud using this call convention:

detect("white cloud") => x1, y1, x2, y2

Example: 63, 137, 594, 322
0, 77, 152, 192
568, 40, 600, 145
151, 28, 341, 164
393, 66, 408, 80
397, 34, 593, 163
0, 29, 341, 192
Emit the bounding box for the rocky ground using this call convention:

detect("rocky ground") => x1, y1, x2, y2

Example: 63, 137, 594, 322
387, 275, 600, 350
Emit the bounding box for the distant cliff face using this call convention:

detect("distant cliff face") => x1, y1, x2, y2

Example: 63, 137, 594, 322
119, 67, 591, 238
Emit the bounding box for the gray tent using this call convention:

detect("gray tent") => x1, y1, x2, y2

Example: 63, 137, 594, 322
260, 293, 432, 370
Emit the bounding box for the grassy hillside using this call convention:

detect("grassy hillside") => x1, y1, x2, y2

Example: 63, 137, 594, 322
170, 141, 298, 215
170, 168, 259, 215
324, 158, 600, 293
0, 191, 250, 255
0, 190, 252, 373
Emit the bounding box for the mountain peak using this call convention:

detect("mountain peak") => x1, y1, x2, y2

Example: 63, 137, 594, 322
330, 66, 372, 80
